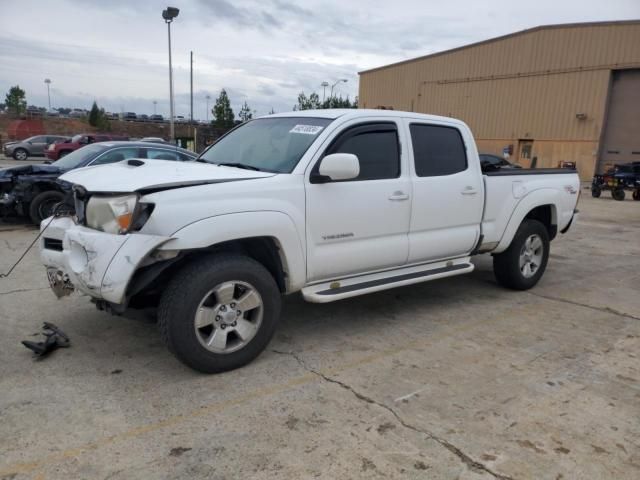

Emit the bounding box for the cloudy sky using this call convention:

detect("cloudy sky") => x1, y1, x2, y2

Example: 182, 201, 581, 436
1, 0, 638, 119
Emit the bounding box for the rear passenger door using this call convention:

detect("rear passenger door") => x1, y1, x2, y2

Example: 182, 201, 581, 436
406, 121, 483, 263
305, 120, 411, 281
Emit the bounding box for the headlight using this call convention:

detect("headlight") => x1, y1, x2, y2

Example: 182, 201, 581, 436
86, 194, 145, 234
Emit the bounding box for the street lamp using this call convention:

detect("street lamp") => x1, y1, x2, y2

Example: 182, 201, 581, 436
320, 81, 329, 102
153, 100, 157, 115
206, 94, 211, 123
162, 6, 180, 142
330, 79, 348, 99
44, 78, 52, 111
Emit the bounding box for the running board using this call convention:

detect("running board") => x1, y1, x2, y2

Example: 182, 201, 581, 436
302, 259, 474, 303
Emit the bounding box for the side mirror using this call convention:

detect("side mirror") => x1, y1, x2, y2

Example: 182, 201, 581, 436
313, 153, 360, 183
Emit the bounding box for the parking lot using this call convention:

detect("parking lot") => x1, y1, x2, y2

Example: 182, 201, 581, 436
0, 194, 638, 479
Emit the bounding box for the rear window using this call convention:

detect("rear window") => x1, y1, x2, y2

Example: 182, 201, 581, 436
410, 124, 467, 177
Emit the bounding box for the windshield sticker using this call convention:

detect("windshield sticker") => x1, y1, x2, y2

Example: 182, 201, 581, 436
290, 124, 323, 135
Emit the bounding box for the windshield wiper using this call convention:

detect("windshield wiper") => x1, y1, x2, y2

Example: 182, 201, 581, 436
216, 162, 261, 171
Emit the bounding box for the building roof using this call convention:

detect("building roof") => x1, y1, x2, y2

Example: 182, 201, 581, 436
359, 20, 640, 75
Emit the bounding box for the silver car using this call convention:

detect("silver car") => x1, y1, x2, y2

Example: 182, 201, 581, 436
3, 135, 69, 160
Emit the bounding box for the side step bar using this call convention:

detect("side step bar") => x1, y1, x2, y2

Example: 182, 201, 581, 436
302, 259, 474, 303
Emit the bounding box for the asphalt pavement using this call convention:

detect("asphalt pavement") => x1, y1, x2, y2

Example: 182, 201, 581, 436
0, 194, 639, 479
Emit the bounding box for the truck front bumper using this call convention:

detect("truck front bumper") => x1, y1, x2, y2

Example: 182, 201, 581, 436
39, 216, 170, 304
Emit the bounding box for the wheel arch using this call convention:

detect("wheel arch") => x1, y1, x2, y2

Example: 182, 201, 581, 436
494, 189, 561, 253
157, 211, 306, 293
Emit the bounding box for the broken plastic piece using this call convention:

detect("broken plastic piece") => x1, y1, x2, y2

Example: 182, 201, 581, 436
22, 322, 70, 358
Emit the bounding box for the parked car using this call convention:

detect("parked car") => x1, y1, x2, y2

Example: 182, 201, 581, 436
138, 114, 149, 122
140, 137, 170, 144
3, 135, 69, 160
479, 153, 522, 171
39, 109, 580, 373
173, 115, 186, 123
1, 141, 196, 224
124, 112, 137, 121
150, 114, 164, 122
69, 109, 87, 118
45, 133, 129, 160
591, 162, 640, 201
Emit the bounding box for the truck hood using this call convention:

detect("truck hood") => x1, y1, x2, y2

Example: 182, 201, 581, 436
59, 159, 275, 193
0, 164, 62, 179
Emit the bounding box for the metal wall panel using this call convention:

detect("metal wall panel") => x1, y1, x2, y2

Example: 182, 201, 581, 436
359, 22, 640, 142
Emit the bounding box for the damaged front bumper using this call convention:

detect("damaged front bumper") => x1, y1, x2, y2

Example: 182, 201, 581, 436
39, 216, 171, 304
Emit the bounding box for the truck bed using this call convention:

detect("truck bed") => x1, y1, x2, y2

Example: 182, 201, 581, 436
480, 169, 580, 252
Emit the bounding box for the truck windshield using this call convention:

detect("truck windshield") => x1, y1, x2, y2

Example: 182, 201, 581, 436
52, 144, 107, 170
198, 117, 332, 173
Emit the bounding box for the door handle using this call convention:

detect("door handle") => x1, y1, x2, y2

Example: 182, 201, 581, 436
389, 191, 410, 201
461, 186, 478, 195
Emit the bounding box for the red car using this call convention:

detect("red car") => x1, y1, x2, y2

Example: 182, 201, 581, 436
45, 133, 129, 160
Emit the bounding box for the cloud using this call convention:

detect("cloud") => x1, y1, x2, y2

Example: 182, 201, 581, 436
1, 0, 638, 117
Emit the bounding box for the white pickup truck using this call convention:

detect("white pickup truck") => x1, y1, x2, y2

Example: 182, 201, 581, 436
39, 109, 580, 373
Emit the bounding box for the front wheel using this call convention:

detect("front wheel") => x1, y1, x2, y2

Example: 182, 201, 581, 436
493, 219, 550, 290
633, 190, 640, 201
29, 190, 65, 224
591, 185, 601, 198
158, 254, 281, 373
13, 148, 28, 161
612, 188, 625, 201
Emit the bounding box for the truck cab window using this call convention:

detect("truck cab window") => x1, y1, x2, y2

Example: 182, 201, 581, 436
410, 124, 467, 176
325, 123, 400, 181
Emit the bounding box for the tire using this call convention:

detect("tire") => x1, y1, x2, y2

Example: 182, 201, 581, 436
158, 253, 282, 373
28, 190, 65, 225
591, 186, 601, 198
612, 188, 625, 201
58, 150, 70, 158
633, 190, 640, 201
493, 219, 550, 291
12, 148, 28, 161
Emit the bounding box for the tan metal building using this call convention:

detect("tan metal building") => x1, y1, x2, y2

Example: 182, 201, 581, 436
358, 21, 640, 180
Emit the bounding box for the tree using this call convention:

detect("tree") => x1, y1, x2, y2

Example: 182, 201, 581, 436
238, 101, 253, 122
5, 85, 26, 115
293, 91, 321, 111
88, 101, 100, 126
213, 89, 235, 128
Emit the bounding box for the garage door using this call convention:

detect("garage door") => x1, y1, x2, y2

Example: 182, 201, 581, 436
598, 69, 640, 173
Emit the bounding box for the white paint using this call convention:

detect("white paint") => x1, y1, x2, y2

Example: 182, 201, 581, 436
39, 109, 580, 307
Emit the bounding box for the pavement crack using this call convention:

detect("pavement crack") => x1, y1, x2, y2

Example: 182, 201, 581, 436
527, 291, 640, 321
0, 287, 50, 296
271, 349, 513, 480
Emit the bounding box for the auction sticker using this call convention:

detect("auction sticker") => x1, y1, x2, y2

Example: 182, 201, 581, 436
290, 124, 323, 135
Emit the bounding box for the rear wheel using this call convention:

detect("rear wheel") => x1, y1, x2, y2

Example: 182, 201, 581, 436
13, 148, 28, 161
591, 185, 601, 198
612, 188, 625, 201
493, 219, 550, 290
28, 191, 65, 224
633, 190, 640, 201
158, 254, 281, 373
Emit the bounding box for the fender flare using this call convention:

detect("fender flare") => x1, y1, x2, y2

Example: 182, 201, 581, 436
493, 189, 560, 253
159, 211, 306, 292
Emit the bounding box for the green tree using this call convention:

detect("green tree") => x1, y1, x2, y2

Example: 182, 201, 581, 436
213, 89, 235, 128
88, 101, 100, 126
5, 85, 27, 115
238, 101, 253, 122
293, 91, 321, 111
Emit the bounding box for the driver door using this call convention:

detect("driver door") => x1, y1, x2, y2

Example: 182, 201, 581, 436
305, 120, 411, 282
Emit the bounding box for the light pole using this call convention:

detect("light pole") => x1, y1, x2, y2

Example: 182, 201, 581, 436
44, 78, 52, 111
153, 100, 157, 115
206, 95, 211, 123
330, 79, 348, 99
162, 6, 180, 142
321, 81, 329, 103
